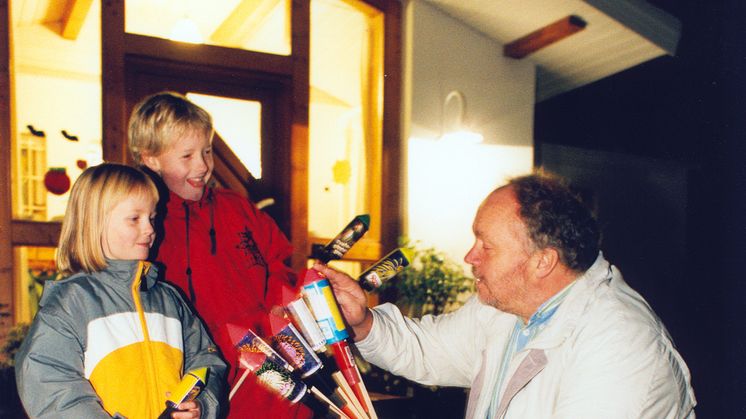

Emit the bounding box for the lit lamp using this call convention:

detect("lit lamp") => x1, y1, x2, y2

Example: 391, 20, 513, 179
440, 90, 483, 144
169, 16, 203, 44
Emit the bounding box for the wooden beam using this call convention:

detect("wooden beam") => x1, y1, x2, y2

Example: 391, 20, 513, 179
210, 0, 282, 48
504, 15, 587, 59
379, 0, 403, 253
124, 33, 294, 76
288, 0, 310, 272
101, 0, 128, 163
61, 0, 94, 40
11, 221, 62, 247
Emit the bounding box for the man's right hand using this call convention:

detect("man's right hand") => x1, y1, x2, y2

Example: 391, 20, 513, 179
313, 263, 374, 341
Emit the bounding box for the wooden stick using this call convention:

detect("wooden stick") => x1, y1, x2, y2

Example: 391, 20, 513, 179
332, 372, 368, 419
356, 376, 378, 419
310, 386, 350, 419
229, 369, 251, 401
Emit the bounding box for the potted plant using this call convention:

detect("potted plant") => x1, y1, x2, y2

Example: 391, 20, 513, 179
377, 239, 474, 317
0, 322, 29, 418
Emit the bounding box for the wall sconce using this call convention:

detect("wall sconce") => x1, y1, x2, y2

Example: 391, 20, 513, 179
440, 90, 483, 144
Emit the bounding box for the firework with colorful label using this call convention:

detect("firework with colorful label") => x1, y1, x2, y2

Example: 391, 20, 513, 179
358, 247, 414, 291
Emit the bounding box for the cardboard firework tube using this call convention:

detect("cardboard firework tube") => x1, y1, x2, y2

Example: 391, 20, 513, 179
158, 368, 207, 419
286, 296, 328, 353
357, 247, 414, 291
269, 314, 324, 378
234, 335, 306, 403
315, 214, 370, 263
301, 269, 372, 415
301, 270, 350, 344
281, 286, 358, 417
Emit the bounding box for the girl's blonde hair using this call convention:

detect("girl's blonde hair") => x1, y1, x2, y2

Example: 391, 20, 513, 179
128, 91, 214, 164
56, 163, 159, 276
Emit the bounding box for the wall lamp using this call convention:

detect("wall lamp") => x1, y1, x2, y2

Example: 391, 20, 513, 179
440, 90, 483, 144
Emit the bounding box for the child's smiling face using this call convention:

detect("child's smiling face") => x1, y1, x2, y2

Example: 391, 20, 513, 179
103, 193, 156, 261
143, 128, 214, 201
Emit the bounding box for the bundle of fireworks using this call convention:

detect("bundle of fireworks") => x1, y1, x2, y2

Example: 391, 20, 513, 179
228, 215, 414, 418
227, 323, 342, 418
292, 269, 378, 419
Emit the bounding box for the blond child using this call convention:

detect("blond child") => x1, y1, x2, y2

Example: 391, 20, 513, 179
15, 163, 226, 419
128, 92, 311, 418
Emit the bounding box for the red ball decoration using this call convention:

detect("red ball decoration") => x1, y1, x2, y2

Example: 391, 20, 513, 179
44, 167, 71, 195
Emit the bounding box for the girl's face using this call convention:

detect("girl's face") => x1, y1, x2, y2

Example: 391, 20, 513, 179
102, 194, 156, 261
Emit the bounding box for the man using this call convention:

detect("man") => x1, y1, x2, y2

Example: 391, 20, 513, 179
314, 173, 696, 418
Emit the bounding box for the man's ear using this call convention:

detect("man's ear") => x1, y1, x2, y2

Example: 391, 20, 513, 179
140, 153, 161, 174
534, 247, 560, 279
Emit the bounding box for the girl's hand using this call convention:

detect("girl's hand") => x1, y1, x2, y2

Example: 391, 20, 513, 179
172, 400, 201, 419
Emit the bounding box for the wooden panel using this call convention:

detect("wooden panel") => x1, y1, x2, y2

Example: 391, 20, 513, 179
11, 221, 62, 247
124, 34, 294, 77
212, 156, 249, 198
212, 134, 253, 193
0, 0, 14, 330
504, 15, 587, 59
61, 0, 94, 40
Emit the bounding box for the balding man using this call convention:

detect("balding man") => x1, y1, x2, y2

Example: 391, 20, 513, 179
315, 173, 696, 419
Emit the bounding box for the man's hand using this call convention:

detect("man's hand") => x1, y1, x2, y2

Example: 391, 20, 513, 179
313, 263, 374, 341
172, 401, 200, 419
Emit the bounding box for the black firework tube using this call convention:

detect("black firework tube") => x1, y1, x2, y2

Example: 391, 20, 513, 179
316, 214, 370, 263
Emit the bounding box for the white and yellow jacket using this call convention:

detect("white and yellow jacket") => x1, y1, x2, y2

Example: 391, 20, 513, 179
15, 260, 226, 419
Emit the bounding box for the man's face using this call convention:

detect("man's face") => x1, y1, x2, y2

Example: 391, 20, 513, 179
143, 129, 214, 201
464, 187, 536, 316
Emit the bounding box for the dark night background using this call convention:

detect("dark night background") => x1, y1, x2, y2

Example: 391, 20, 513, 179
535, 0, 745, 416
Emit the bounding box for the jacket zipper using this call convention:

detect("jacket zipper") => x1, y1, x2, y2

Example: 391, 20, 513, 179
131, 261, 163, 415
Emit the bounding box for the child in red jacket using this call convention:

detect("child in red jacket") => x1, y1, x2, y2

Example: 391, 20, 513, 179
128, 91, 311, 419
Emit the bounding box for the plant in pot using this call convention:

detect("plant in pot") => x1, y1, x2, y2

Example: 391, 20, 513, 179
377, 239, 474, 317
0, 322, 30, 418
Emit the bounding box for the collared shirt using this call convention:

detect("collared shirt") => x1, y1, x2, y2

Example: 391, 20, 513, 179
485, 281, 577, 418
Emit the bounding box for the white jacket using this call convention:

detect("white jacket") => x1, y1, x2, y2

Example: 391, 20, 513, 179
357, 254, 696, 418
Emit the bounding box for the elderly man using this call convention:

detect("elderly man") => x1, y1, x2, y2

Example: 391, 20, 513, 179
314, 173, 696, 418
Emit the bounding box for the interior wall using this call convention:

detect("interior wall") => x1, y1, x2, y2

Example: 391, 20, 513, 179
403, 0, 535, 269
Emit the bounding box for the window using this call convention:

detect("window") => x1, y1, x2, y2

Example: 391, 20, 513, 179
308, 0, 384, 262
125, 0, 292, 56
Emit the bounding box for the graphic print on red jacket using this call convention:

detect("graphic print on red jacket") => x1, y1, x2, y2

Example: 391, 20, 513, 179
154, 187, 311, 419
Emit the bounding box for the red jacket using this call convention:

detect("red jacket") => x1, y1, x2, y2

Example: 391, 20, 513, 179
155, 188, 311, 418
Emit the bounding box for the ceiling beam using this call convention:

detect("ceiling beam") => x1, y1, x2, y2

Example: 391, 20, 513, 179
210, 0, 282, 47
504, 15, 587, 59
61, 0, 94, 40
